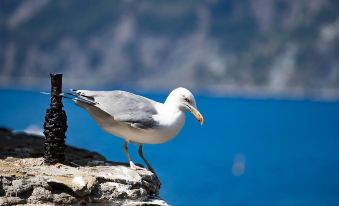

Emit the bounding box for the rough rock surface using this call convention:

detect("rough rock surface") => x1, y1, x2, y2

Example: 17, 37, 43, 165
0, 128, 168, 206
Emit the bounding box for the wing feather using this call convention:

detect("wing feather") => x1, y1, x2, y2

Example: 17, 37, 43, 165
73, 90, 158, 129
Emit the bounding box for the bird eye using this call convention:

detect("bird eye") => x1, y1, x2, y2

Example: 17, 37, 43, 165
184, 97, 190, 103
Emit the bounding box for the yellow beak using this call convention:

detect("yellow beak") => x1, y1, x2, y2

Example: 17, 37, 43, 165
189, 106, 204, 125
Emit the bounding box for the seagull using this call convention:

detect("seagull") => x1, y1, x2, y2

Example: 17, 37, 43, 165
66, 87, 204, 175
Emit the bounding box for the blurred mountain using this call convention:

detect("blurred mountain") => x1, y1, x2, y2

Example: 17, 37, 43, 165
1, 0, 339, 98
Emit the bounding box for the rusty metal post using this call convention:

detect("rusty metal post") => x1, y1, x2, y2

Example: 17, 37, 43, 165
43, 73, 67, 164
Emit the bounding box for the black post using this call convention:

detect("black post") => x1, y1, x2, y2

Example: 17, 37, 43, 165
43, 73, 67, 164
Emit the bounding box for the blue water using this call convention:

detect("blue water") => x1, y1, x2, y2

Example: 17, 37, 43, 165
1, 90, 339, 206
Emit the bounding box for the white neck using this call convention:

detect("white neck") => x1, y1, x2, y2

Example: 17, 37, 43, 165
152, 100, 186, 139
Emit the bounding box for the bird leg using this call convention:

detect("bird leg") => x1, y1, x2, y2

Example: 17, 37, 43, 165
138, 144, 155, 174
138, 144, 161, 187
123, 141, 137, 169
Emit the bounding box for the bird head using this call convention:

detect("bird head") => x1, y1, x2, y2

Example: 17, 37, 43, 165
165, 87, 204, 125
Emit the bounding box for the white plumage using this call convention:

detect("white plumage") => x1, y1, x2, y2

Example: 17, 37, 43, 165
69, 87, 204, 175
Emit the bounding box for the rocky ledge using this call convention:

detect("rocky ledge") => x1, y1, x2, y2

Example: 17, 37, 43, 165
0, 128, 167, 206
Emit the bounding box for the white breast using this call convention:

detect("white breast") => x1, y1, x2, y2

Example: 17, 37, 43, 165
100, 103, 186, 144
151, 104, 186, 143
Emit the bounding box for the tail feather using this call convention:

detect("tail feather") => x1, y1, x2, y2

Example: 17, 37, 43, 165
69, 89, 96, 105
70, 89, 95, 100
40, 90, 96, 105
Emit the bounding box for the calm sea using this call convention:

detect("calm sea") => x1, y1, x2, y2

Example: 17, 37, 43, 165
1, 90, 339, 206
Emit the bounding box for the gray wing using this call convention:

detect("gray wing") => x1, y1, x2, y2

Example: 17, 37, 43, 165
72, 90, 159, 129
